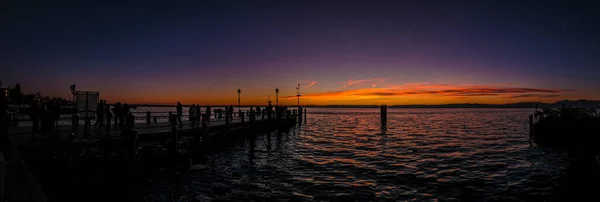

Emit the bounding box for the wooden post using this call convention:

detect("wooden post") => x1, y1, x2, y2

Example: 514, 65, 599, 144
241, 112, 245, 123
298, 107, 303, 124
154, 116, 157, 123
304, 108, 307, 123
168, 111, 173, 123
146, 111, 151, 123
380, 105, 387, 126
529, 114, 534, 142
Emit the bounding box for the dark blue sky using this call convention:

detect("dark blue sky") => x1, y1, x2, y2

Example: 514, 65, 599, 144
2, 0, 599, 104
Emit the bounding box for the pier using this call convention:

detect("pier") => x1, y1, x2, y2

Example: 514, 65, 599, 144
4, 106, 312, 201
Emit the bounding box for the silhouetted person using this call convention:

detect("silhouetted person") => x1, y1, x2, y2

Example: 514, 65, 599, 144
189, 104, 196, 127
50, 101, 61, 128
112, 102, 122, 127
122, 104, 136, 128
94, 99, 105, 127
29, 99, 41, 137
105, 102, 112, 128
195, 105, 201, 125
205, 106, 211, 123
176, 102, 183, 126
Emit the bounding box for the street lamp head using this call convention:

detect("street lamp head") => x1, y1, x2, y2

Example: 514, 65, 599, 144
237, 89, 241, 94
275, 88, 279, 93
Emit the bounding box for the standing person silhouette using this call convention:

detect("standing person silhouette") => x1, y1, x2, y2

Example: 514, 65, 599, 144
205, 106, 211, 123
112, 102, 122, 128
94, 99, 105, 127
195, 104, 201, 125
188, 104, 196, 127
105, 101, 112, 129
176, 102, 183, 127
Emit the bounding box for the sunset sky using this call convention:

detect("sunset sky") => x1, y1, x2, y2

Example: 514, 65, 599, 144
2, 1, 599, 105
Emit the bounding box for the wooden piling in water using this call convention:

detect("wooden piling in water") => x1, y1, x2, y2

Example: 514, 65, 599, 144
380, 105, 387, 126
529, 114, 534, 142
304, 108, 307, 123
241, 112, 245, 123
298, 107, 303, 124
154, 116, 157, 123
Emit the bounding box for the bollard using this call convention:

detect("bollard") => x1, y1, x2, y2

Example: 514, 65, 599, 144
146, 111, 151, 123
241, 112, 245, 123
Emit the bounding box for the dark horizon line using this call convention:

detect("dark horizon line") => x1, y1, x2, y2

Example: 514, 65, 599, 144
124, 99, 600, 108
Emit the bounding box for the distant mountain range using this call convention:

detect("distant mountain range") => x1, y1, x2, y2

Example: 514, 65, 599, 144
133, 100, 600, 108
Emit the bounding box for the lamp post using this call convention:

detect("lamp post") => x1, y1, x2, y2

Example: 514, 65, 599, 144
275, 88, 279, 106
237, 89, 241, 112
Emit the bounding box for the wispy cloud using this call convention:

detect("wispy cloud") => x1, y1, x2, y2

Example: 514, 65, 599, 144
341, 78, 386, 89
304, 81, 318, 88
282, 83, 573, 99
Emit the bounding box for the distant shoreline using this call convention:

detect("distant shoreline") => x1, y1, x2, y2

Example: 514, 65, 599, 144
128, 100, 599, 109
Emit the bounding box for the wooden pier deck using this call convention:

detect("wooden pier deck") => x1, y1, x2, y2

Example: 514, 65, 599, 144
8, 107, 308, 148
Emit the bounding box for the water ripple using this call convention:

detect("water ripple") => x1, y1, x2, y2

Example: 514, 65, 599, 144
142, 108, 568, 201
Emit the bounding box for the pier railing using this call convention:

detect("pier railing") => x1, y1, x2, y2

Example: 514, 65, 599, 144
7, 107, 309, 135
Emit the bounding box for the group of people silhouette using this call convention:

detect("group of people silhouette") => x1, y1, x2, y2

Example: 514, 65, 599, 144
28, 99, 62, 138
93, 100, 136, 130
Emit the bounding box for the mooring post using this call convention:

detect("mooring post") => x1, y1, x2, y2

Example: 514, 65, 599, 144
380, 105, 387, 126
298, 107, 303, 124
241, 112, 245, 123
154, 116, 157, 123
304, 108, 307, 123
529, 114, 534, 142
168, 111, 173, 123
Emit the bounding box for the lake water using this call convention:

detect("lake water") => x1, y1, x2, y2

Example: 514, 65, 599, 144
138, 108, 568, 201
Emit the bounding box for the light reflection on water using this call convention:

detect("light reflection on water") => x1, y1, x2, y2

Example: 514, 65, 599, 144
142, 108, 567, 201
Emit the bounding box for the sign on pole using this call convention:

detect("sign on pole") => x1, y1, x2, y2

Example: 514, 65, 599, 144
75, 91, 99, 118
